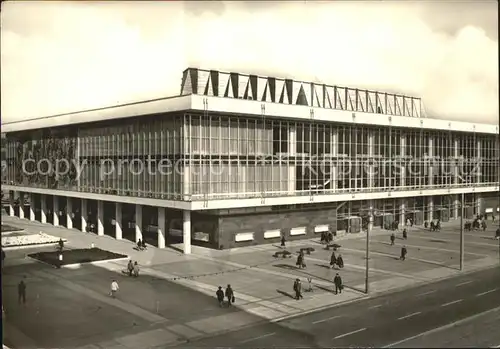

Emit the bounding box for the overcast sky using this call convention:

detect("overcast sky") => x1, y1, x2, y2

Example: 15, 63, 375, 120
1, 1, 498, 125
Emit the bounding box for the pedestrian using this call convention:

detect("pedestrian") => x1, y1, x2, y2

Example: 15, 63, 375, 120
495, 228, 500, 240
58, 238, 64, 251
280, 234, 286, 248
18, 277, 27, 305
133, 261, 140, 277
481, 221, 487, 231
337, 254, 344, 269
1, 248, 5, 267
334, 273, 343, 294
296, 251, 306, 269
320, 231, 326, 244
390, 233, 395, 246
330, 251, 337, 269
293, 278, 303, 300
402, 229, 407, 240
137, 239, 143, 251
110, 279, 119, 298
225, 284, 234, 306
216, 286, 225, 307
400, 245, 407, 261
127, 260, 134, 277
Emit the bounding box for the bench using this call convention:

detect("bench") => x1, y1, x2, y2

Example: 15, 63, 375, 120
299, 247, 315, 255
273, 250, 292, 258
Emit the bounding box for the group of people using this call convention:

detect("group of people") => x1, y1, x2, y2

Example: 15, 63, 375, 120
216, 285, 235, 307
136, 239, 147, 251
126, 260, 140, 277
329, 251, 344, 269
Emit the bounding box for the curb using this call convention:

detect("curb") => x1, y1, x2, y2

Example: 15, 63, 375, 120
3, 238, 68, 251
26, 256, 129, 269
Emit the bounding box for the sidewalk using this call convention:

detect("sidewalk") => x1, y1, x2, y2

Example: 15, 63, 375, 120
2, 215, 498, 349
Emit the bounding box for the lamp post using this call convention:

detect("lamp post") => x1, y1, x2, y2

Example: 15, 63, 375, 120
460, 193, 465, 271
365, 213, 373, 294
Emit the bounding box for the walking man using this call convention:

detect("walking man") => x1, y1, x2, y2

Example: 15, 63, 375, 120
293, 278, 303, 300
133, 261, 140, 277
390, 233, 395, 246
402, 228, 407, 240
280, 234, 286, 248
400, 245, 407, 261
110, 279, 119, 298
225, 284, 234, 306
334, 273, 343, 295
18, 277, 27, 305
216, 286, 225, 307
127, 260, 134, 276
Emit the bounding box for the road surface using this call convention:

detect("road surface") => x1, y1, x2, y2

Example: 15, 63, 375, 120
171, 266, 500, 348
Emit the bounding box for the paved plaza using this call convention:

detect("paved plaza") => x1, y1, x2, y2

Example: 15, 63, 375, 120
2, 214, 499, 348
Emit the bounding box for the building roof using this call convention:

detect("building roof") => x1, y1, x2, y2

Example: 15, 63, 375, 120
1, 69, 498, 135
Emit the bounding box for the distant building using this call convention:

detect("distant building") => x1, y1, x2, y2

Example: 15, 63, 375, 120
2, 68, 499, 253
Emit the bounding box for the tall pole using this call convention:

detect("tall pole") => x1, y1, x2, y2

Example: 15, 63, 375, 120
460, 193, 464, 271
365, 213, 372, 294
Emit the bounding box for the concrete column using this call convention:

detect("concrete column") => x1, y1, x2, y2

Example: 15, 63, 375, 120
135, 204, 143, 242
476, 197, 482, 216
183, 210, 192, 255
29, 193, 35, 221
453, 194, 459, 219
53, 196, 59, 226
400, 134, 406, 189
330, 129, 338, 192
40, 195, 47, 223
368, 132, 375, 188
81, 199, 88, 232
8, 191, 14, 217
453, 139, 459, 186
427, 196, 434, 222
115, 203, 122, 240
428, 137, 434, 187
66, 198, 73, 229
18, 191, 25, 219
288, 125, 297, 194
399, 199, 405, 226
476, 139, 481, 184
97, 200, 104, 236
158, 207, 166, 249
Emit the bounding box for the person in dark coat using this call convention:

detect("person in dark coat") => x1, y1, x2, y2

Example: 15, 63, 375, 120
400, 245, 407, 261
225, 285, 234, 306
18, 277, 27, 304
330, 251, 337, 269
336, 254, 344, 269
333, 273, 343, 294
216, 286, 225, 307
297, 251, 306, 269
293, 278, 303, 300
58, 238, 64, 251
495, 228, 500, 239
402, 229, 407, 240
390, 233, 395, 246
481, 221, 487, 231
137, 239, 143, 251
280, 234, 286, 247
1, 249, 5, 266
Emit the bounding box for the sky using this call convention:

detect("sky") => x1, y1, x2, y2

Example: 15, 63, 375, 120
1, 1, 498, 125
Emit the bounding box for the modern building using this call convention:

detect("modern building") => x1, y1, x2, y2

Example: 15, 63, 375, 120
2, 68, 499, 253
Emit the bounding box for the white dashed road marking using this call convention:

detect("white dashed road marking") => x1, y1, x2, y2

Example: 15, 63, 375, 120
239, 332, 276, 344
456, 281, 473, 287
334, 328, 366, 339
369, 304, 382, 309
416, 290, 436, 297
440, 299, 463, 307
397, 312, 421, 320
476, 289, 498, 297
313, 315, 342, 324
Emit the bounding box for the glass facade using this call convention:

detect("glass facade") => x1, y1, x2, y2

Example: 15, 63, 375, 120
3, 112, 499, 200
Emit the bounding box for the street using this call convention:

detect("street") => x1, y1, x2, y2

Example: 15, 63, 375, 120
172, 266, 500, 348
